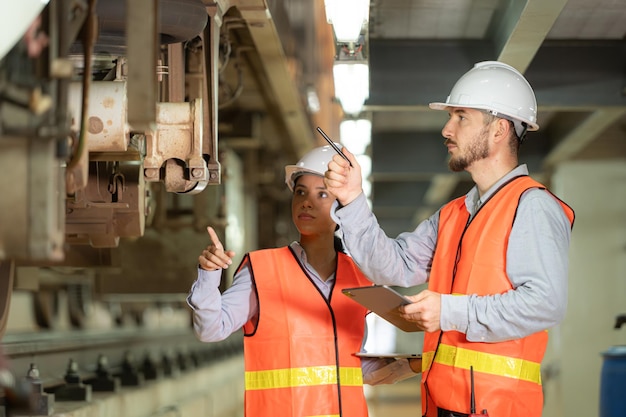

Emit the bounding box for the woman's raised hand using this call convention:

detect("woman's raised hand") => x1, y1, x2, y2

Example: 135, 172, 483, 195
198, 226, 236, 271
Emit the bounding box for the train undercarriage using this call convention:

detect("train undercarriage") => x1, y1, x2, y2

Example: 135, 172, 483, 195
0, 1, 334, 414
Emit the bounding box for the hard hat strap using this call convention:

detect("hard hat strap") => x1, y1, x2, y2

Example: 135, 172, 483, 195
517, 122, 529, 144
485, 110, 529, 143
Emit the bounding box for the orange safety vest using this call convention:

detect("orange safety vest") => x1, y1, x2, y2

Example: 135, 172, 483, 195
421, 176, 575, 417
242, 246, 373, 417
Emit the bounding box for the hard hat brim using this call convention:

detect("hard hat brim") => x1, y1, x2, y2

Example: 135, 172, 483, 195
428, 102, 539, 131
284, 166, 324, 191
428, 102, 448, 111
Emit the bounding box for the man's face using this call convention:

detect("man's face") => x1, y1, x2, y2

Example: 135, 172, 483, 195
441, 107, 491, 172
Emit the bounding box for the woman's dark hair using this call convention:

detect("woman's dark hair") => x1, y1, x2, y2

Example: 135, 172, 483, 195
334, 235, 346, 254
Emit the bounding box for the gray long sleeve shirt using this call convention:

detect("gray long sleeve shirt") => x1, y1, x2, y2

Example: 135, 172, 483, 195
332, 165, 573, 342
186, 241, 418, 384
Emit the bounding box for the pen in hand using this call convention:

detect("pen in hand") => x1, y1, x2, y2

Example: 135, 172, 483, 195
316, 127, 353, 167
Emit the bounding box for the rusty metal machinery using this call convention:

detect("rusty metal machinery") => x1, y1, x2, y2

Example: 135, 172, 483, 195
1, 0, 324, 267
0, 5, 336, 414
0, 0, 223, 264
0, 0, 79, 263
0, 0, 228, 363
0, 0, 325, 361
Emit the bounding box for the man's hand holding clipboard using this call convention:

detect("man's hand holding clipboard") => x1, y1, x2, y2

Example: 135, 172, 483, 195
342, 285, 423, 333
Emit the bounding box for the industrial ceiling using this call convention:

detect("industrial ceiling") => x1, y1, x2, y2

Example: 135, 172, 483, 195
219, 0, 626, 238
2, 0, 624, 268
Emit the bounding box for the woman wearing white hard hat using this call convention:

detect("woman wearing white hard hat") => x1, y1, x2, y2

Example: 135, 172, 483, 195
325, 61, 575, 417
188, 144, 421, 417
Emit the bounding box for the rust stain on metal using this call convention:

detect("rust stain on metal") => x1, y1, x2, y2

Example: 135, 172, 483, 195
88, 116, 104, 134
102, 97, 115, 109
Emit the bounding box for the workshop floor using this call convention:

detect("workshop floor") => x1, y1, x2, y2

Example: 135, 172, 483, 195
366, 376, 422, 417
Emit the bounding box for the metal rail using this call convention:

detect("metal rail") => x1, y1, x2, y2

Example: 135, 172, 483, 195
2, 327, 242, 392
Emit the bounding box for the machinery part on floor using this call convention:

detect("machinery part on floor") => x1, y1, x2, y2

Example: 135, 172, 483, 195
46, 359, 92, 402
83, 354, 121, 392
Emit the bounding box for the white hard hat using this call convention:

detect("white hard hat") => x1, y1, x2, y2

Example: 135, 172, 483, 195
429, 61, 539, 138
285, 145, 339, 191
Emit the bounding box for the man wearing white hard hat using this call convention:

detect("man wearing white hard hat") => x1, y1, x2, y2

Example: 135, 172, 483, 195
325, 61, 575, 417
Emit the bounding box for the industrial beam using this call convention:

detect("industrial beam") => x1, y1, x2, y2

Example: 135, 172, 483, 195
491, 0, 569, 73
367, 40, 626, 108
234, 0, 316, 157
543, 108, 626, 168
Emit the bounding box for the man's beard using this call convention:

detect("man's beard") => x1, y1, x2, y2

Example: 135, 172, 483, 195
447, 127, 490, 172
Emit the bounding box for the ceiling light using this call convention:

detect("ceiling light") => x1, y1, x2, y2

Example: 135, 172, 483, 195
324, 0, 369, 44
356, 154, 371, 179
306, 86, 321, 113
356, 154, 372, 199
333, 62, 369, 115
340, 119, 371, 155
363, 180, 372, 200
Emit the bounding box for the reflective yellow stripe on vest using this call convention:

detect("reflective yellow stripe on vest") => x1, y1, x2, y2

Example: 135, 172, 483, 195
245, 366, 363, 390
423, 344, 542, 385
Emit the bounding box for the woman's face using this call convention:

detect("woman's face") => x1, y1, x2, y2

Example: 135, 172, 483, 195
291, 173, 337, 237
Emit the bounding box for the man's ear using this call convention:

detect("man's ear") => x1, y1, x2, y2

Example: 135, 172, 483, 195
493, 118, 511, 143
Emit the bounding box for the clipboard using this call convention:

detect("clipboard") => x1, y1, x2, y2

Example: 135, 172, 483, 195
342, 285, 421, 332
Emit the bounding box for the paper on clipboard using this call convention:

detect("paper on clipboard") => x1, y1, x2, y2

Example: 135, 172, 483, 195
342, 285, 421, 332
